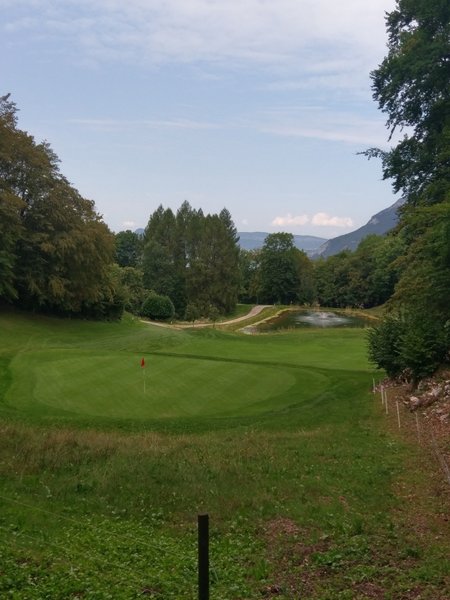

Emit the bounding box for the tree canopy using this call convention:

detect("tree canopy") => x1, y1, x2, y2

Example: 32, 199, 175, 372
141, 202, 240, 318
365, 0, 450, 382
0, 94, 119, 318
365, 0, 450, 206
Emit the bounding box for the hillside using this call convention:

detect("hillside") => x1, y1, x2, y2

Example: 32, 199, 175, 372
233, 199, 403, 257
237, 232, 327, 252
312, 198, 404, 258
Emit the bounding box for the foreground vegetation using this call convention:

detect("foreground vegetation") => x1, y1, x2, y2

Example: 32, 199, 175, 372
0, 309, 449, 599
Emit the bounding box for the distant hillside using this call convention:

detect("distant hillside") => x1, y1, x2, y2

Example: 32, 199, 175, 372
238, 232, 327, 252
312, 198, 404, 258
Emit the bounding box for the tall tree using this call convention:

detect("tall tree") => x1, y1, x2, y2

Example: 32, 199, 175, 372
142, 206, 178, 300
0, 191, 24, 300
239, 248, 261, 303
364, 0, 450, 206
259, 233, 306, 304
365, 1, 450, 381
142, 203, 240, 316
115, 230, 142, 268
0, 94, 117, 317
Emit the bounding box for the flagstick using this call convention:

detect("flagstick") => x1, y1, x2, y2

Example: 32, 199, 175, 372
144, 366, 146, 395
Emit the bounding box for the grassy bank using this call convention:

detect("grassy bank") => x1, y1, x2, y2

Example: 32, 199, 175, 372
0, 308, 448, 598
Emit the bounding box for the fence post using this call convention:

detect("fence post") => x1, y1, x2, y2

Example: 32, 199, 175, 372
198, 514, 209, 600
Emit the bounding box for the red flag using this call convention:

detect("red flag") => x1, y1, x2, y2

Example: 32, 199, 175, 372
141, 357, 145, 368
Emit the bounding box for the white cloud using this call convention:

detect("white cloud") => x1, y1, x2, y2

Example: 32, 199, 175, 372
271, 212, 353, 229
311, 213, 353, 227
272, 214, 309, 227
122, 220, 136, 228
5, 0, 395, 77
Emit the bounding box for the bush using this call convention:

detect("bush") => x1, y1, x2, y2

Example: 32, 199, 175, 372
399, 311, 449, 384
368, 310, 450, 385
141, 292, 175, 321
367, 314, 404, 378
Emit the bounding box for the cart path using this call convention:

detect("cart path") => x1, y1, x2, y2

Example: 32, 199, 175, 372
140, 305, 272, 329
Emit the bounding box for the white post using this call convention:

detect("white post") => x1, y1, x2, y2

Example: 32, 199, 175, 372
396, 400, 401, 429
385, 388, 389, 414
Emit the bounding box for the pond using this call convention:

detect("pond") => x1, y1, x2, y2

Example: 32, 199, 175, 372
242, 309, 373, 333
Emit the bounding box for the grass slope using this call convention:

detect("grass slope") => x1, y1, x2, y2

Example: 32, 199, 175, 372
0, 308, 449, 599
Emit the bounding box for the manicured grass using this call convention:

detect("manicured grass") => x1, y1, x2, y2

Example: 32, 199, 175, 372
0, 307, 449, 599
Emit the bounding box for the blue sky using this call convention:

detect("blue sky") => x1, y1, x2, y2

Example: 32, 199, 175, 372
2, 0, 399, 237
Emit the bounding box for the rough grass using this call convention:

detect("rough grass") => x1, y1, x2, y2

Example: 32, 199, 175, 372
0, 308, 449, 599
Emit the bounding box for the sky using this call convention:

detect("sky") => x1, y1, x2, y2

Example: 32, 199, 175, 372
1, 0, 400, 238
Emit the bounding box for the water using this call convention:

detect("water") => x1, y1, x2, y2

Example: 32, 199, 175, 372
245, 309, 371, 333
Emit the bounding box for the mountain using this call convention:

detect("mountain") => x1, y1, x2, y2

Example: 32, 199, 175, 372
238, 232, 327, 252
311, 198, 404, 258
134, 199, 402, 257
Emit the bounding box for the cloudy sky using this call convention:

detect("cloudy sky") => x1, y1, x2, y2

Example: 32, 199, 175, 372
2, 0, 400, 237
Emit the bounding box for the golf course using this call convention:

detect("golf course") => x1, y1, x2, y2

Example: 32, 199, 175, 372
1, 308, 449, 599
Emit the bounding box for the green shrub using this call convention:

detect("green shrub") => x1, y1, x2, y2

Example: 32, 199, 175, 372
367, 314, 404, 378
141, 292, 175, 320
368, 310, 450, 384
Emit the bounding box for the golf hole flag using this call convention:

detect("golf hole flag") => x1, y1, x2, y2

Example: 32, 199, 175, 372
141, 357, 146, 394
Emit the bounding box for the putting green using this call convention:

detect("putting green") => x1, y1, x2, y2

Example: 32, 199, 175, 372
6, 349, 330, 419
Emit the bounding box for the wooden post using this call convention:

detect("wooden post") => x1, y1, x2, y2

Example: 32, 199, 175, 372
396, 400, 401, 429
415, 412, 421, 444
198, 514, 209, 600
384, 388, 389, 414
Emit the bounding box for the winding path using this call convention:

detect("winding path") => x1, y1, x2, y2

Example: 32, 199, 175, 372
141, 305, 272, 329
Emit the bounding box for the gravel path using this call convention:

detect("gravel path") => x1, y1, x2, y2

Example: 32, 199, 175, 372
140, 305, 272, 329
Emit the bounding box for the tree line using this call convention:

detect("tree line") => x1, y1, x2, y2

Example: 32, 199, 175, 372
363, 0, 450, 384
0, 94, 123, 319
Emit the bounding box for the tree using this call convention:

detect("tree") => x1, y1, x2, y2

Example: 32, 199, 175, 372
119, 266, 146, 314
364, 0, 450, 206
0, 95, 119, 318
184, 302, 201, 325
0, 95, 118, 317
142, 203, 240, 317
0, 191, 24, 300
208, 305, 221, 328
15, 181, 115, 313
239, 248, 261, 303
364, 1, 450, 382
115, 230, 142, 268
188, 213, 240, 314
259, 233, 303, 304
142, 206, 179, 304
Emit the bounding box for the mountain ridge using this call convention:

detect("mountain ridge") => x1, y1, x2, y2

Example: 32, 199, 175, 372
311, 198, 404, 258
